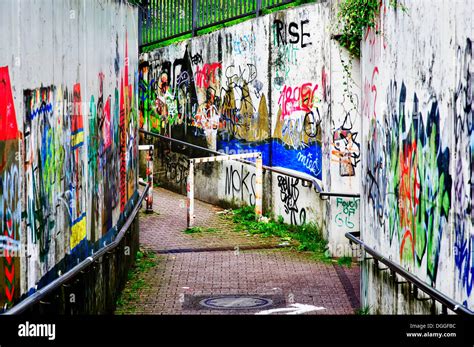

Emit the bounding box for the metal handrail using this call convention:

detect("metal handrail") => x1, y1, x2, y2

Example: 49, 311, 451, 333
2, 184, 150, 315
319, 192, 360, 199
139, 129, 323, 191
345, 231, 474, 315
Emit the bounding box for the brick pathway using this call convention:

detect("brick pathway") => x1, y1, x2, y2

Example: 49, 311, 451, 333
117, 187, 360, 315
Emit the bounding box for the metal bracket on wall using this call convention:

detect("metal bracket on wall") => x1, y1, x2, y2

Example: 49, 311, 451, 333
413, 286, 433, 302
390, 269, 407, 285
374, 259, 389, 272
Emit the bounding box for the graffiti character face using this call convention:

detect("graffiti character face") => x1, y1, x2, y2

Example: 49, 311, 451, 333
159, 73, 169, 94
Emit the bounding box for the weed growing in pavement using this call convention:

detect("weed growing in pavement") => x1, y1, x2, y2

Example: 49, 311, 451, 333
115, 249, 158, 312
230, 206, 330, 261
337, 256, 353, 268
355, 305, 371, 315
184, 226, 219, 234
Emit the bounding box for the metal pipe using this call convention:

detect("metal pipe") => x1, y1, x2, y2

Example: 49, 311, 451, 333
3, 184, 151, 315
319, 192, 360, 198
345, 231, 474, 315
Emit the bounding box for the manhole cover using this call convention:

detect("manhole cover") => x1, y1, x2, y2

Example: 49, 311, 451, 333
182, 294, 285, 311
200, 296, 273, 310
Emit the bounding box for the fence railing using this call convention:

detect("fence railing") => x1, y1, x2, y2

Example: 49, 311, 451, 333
139, 0, 295, 48
345, 231, 474, 315
2, 185, 150, 315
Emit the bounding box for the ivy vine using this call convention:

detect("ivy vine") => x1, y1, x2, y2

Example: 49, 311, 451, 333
336, 0, 407, 58
334, 0, 407, 113
336, 0, 380, 57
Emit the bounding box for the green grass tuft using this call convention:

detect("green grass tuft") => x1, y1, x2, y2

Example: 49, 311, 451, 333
337, 256, 353, 268
230, 206, 329, 260
184, 226, 219, 234
115, 249, 158, 312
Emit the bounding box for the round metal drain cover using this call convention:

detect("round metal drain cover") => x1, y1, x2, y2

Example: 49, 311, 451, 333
199, 296, 273, 310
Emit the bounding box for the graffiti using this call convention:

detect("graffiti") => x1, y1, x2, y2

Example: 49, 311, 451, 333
277, 175, 306, 225
362, 66, 379, 119
232, 33, 256, 55
195, 62, 222, 89
368, 80, 452, 284
453, 38, 473, 298
162, 151, 189, 187
334, 198, 359, 229
191, 52, 203, 65
70, 84, 87, 249
273, 41, 299, 89
296, 151, 321, 178
278, 83, 318, 119
225, 165, 256, 206
119, 34, 137, 213
332, 112, 360, 177
0, 66, 21, 307
224, 64, 257, 88
140, 47, 199, 138
24, 86, 60, 259
273, 19, 311, 48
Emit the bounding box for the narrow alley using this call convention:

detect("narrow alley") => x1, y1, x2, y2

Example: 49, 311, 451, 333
115, 188, 360, 315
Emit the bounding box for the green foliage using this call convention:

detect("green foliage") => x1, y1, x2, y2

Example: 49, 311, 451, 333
231, 206, 329, 260
336, 0, 407, 58
355, 305, 371, 315
115, 249, 158, 312
336, 0, 380, 57
184, 226, 219, 234
337, 256, 353, 268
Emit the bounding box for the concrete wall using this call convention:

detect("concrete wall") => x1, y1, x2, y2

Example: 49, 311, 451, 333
0, 0, 139, 311
360, 0, 473, 313
139, 2, 361, 250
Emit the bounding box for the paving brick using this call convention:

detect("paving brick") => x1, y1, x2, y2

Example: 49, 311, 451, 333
116, 187, 360, 315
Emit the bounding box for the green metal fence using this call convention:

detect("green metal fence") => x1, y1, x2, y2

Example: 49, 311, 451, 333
139, 0, 296, 48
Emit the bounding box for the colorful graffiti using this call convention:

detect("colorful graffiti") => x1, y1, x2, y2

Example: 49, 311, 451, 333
139, 25, 326, 185
366, 80, 452, 284
331, 112, 360, 177
1, 33, 137, 306
453, 38, 473, 299
0, 66, 21, 307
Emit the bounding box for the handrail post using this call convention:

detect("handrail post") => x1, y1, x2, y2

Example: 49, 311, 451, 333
187, 159, 195, 228
192, 0, 198, 36
255, 154, 263, 220
145, 145, 154, 213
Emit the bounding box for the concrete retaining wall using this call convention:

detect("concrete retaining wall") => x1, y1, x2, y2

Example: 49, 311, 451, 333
360, 0, 473, 313
0, 0, 139, 312
139, 2, 361, 250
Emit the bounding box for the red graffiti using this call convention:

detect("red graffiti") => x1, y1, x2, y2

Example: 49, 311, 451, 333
321, 66, 329, 102
195, 62, 222, 88
0, 66, 18, 142
398, 141, 420, 260
103, 96, 112, 149
119, 34, 129, 212
278, 82, 318, 118
362, 66, 379, 119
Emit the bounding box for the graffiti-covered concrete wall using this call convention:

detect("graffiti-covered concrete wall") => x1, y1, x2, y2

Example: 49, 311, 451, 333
139, 2, 361, 241
361, 0, 473, 312
0, 0, 139, 311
